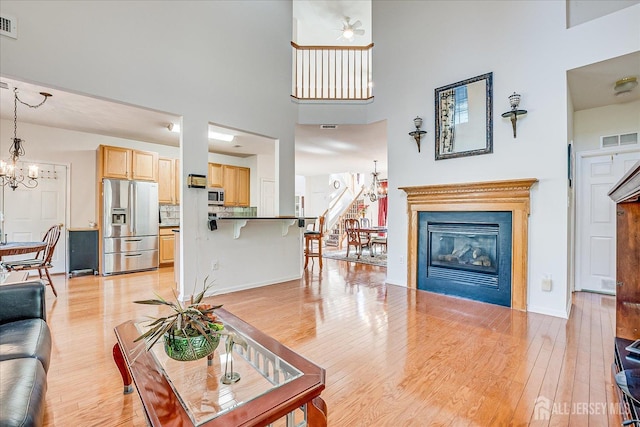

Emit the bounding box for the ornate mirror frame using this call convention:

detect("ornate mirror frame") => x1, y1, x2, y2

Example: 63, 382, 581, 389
434, 72, 493, 160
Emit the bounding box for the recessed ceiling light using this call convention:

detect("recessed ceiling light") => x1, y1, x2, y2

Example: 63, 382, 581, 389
209, 131, 234, 142
614, 76, 638, 95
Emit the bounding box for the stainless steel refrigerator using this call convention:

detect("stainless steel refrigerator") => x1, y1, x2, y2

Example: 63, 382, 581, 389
102, 179, 159, 275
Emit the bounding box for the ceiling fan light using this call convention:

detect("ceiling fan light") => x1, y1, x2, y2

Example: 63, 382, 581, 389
342, 28, 354, 40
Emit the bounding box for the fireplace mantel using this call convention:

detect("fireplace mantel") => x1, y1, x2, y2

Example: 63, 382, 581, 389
400, 178, 538, 311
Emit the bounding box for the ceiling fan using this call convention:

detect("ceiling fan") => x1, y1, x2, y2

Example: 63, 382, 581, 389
338, 17, 364, 41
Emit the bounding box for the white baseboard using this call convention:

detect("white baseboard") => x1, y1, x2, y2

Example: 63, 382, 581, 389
527, 304, 570, 319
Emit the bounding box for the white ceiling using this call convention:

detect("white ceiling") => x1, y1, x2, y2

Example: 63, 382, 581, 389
568, 51, 640, 111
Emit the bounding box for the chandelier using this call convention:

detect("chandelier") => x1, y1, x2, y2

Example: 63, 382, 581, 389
0, 88, 51, 191
365, 160, 387, 202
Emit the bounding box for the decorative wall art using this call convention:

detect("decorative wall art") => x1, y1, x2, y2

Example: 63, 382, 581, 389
434, 73, 493, 160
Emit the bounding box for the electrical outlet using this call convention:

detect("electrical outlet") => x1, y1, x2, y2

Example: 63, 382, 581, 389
212, 259, 219, 271
541, 275, 552, 291
399, 256, 404, 265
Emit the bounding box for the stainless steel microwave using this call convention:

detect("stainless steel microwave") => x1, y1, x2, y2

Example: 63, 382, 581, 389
208, 188, 225, 205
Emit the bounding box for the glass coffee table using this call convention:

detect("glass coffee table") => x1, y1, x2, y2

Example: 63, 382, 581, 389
113, 308, 327, 426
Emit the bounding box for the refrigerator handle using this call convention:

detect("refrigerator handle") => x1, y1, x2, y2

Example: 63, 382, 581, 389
130, 181, 136, 235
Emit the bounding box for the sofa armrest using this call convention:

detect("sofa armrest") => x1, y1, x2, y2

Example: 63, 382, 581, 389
0, 280, 47, 324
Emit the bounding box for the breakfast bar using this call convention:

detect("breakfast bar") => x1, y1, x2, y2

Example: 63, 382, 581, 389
175, 217, 317, 297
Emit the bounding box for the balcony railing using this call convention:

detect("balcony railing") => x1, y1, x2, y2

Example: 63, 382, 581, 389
291, 42, 374, 101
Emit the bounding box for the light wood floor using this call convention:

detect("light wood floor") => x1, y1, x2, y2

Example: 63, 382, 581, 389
40, 260, 621, 426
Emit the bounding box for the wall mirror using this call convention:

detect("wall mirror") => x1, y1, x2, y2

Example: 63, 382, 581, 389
434, 72, 493, 160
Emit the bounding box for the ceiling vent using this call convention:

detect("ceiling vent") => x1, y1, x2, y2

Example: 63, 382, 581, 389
320, 124, 338, 129
601, 132, 638, 148
0, 81, 8, 90
0, 14, 17, 39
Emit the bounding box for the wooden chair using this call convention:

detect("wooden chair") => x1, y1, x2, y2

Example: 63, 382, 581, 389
304, 215, 325, 269
4, 224, 62, 296
358, 218, 372, 248
371, 235, 387, 255
344, 218, 371, 259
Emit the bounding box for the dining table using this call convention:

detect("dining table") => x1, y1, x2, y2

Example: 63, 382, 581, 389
358, 227, 387, 257
0, 242, 46, 259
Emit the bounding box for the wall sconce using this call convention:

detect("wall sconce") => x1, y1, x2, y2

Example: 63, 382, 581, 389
501, 92, 527, 138
408, 116, 427, 152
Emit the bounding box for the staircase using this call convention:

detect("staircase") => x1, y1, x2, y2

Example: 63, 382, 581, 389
325, 187, 365, 249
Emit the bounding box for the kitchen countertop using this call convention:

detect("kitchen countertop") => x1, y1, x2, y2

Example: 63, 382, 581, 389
216, 216, 317, 220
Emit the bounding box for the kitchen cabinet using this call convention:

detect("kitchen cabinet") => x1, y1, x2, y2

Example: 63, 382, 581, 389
99, 145, 158, 182
222, 165, 250, 207
208, 163, 223, 188
159, 227, 176, 265
207, 163, 250, 207
158, 157, 179, 204
236, 166, 250, 206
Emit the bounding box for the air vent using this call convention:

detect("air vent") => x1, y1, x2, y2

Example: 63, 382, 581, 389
0, 14, 17, 39
0, 81, 8, 90
320, 124, 338, 129
601, 132, 638, 148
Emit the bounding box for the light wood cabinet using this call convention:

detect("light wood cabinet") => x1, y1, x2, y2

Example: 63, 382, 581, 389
159, 227, 176, 265
99, 145, 158, 182
207, 163, 250, 207
222, 165, 250, 207
237, 166, 250, 206
223, 165, 238, 205
208, 163, 223, 188
101, 146, 130, 179
158, 157, 180, 204
132, 150, 158, 181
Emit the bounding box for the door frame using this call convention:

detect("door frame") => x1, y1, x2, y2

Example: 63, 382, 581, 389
574, 146, 640, 292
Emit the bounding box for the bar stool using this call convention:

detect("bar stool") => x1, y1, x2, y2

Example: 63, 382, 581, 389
304, 215, 325, 269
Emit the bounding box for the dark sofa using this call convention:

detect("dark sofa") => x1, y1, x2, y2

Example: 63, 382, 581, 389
0, 280, 52, 427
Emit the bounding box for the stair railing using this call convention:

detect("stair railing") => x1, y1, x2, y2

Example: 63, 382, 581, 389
291, 42, 374, 101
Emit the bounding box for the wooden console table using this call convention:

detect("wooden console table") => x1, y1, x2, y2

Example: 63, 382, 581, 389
608, 160, 640, 425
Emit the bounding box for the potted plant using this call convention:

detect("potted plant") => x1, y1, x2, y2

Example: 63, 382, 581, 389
133, 281, 225, 361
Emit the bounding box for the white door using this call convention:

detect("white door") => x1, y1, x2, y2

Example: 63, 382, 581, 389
260, 179, 276, 217
576, 150, 640, 293
2, 163, 67, 274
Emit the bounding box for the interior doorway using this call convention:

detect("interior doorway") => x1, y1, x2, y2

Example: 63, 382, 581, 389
2, 162, 68, 274
576, 149, 640, 293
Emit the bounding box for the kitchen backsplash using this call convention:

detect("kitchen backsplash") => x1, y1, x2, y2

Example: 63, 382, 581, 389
159, 204, 180, 226
209, 206, 257, 217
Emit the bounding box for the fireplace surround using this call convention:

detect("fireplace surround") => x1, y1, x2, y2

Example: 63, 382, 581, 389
400, 178, 537, 311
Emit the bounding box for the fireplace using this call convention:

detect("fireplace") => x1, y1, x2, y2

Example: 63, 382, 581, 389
400, 178, 537, 311
418, 211, 512, 307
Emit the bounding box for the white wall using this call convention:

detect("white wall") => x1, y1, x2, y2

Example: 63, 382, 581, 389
367, 0, 640, 317
573, 100, 640, 152
0, 0, 295, 297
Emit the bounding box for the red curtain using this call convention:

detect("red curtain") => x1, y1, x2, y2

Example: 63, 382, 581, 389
378, 181, 388, 227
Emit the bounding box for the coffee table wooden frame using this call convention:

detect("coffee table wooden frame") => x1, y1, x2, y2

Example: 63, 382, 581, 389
113, 308, 327, 426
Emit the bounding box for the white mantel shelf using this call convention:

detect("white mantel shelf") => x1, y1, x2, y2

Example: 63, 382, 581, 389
216, 217, 317, 239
